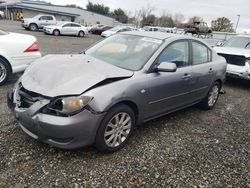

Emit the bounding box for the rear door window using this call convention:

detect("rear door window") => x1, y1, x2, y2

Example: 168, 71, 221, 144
192, 41, 211, 65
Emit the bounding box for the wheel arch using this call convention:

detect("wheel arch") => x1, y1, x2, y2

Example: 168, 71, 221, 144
105, 100, 139, 125
0, 55, 12, 73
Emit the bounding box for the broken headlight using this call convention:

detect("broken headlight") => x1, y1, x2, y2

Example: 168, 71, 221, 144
48, 96, 93, 115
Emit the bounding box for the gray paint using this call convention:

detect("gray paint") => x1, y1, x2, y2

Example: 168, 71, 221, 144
8, 32, 227, 149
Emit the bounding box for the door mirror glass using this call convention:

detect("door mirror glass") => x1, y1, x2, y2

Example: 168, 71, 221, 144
156, 62, 177, 72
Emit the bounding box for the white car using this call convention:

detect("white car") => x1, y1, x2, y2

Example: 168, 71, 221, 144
0, 11, 4, 18
0, 30, 41, 85
101, 26, 136, 38
214, 35, 250, 80
44, 22, 88, 37
21, 15, 57, 31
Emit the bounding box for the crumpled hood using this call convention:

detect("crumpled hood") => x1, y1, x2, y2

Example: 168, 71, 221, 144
21, 54, 133, 97
214, 47, 250, 58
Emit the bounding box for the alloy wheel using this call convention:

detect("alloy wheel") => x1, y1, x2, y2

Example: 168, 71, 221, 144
208, 84, 219, 107
0, 62, 7, 83
104, 112, 132, 147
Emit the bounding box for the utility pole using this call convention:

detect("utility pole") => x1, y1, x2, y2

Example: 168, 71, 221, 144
235, 14, 240, 33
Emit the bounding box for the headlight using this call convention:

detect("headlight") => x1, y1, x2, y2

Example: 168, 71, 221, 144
48, 96, 93, 115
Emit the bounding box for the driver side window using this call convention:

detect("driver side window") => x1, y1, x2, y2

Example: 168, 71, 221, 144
158, 41, 189, 68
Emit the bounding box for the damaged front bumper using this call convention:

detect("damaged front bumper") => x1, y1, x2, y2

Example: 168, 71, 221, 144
7, 84, 106, 149
227, 63, 250, 80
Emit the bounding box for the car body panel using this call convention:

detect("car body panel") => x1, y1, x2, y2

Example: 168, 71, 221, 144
21, 54, 133, 97
44, 23, 88, 36
0, 32, 41, 73
21, 15, 56, 29
8, 32, 226, 149
214, 37, 250, 80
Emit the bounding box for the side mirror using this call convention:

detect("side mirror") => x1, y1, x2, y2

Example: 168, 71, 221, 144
156, 62, 177, 72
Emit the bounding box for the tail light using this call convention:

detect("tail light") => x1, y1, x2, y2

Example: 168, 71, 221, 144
24, 41, 39, 52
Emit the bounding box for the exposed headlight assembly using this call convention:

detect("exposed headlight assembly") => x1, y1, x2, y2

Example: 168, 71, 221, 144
48, 96, 93, 115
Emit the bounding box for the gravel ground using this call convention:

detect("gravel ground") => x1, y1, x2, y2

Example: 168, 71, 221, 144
0, 20, 250, 187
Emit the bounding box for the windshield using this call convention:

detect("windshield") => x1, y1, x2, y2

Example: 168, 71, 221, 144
223, 37, 250, 49
86, 34, 162, 71
0, 30, 8, 35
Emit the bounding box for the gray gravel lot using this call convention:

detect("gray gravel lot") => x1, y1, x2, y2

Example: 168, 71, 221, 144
0, 20, 249, 187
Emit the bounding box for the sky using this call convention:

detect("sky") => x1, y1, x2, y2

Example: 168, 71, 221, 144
44, 0, 250, 33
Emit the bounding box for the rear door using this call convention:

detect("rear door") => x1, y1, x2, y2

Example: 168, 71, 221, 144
70, 23, 81, 35
189, 40, 215, 102
61, 23, 72, 35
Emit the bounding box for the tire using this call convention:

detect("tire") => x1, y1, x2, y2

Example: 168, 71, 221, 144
0, 58, 11, 86
95, 104, 135, 152
53, 29, 60, 36
78, 31, 85, 37
29, 23, 38, 31
198, 81, 221, 110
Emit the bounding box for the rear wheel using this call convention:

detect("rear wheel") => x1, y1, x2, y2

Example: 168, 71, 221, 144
198, 81, 221, 110
95, 104, 135, 152
29, 23, 38, 31
78, 31, 85, 37
0, 58, 11, 85
53, 29, 60, 36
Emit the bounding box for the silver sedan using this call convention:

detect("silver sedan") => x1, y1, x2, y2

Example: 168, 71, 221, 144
8, 32, 227, 152
44, 22, 88, 37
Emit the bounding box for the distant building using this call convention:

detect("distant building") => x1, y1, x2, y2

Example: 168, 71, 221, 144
0, 0, 118, 26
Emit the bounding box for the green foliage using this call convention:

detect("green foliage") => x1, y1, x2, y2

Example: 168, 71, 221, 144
86, 1, 110, 16
112, 8, 128, 23
211, 17, 234, 32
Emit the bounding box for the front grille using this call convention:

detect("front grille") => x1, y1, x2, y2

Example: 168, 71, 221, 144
18, 86, 44, 108
219, 54, 246, 66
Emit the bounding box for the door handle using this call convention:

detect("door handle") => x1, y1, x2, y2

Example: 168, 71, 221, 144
208, 68, 214, 73
182, 73, 191, 80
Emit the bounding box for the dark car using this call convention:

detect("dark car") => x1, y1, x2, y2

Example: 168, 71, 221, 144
90, 26, 113, 35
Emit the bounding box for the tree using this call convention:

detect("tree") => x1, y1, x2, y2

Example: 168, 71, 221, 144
173, 13, 185, 27
86, 1, 110, 16
112, 8, 128, 23
211, 17, 234, 32
139, 4, 155, 26
156, 12, 175, 27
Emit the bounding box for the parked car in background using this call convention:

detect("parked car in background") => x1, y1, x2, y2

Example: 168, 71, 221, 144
21, 15, 57, 31
44, 22, 88, 37
8, 32, 226, 152
142, 26, 160, 32
158, 27, 174, 33
0, 30, 41, 85
90, 25, 113, 35
214, 35, 250, 80
101, 26, 136, 37
203, 38, 225, 48
0, 10, 4, 19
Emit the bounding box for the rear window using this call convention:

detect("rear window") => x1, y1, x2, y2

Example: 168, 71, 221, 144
0, 30, 8, 35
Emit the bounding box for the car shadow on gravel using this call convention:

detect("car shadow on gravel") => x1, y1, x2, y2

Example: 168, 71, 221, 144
225, 77, 250, 88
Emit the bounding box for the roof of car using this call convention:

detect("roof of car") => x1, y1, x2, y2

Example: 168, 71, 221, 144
122, 31, 180, 40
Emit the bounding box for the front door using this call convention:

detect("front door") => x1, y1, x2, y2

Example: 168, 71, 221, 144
144, 40, 194, 119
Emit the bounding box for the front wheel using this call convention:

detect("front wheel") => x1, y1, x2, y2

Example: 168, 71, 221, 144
53, 29, 60, 36
0, 58, 11, 85
29, 23, 38, 31
198, 81, 221, 110
78, 31, 85, 37
95, 105, 135, 152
